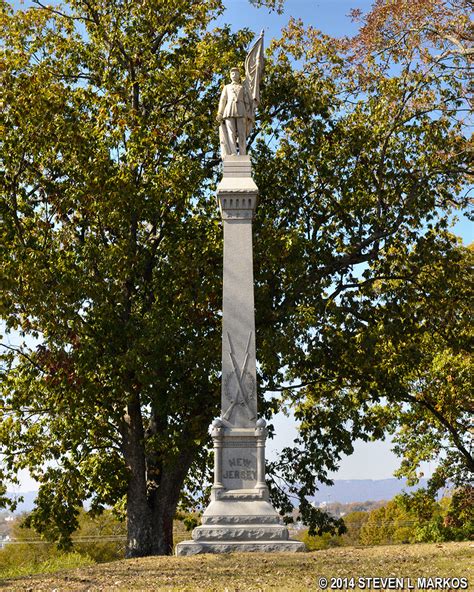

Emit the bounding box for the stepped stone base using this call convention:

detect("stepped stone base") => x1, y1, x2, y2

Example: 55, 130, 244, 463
175, 498, 305, 556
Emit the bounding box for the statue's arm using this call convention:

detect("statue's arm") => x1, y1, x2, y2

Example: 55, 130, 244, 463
217, 86, 227, 122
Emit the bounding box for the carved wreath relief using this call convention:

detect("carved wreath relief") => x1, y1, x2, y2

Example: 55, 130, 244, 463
223, 331, 256, 423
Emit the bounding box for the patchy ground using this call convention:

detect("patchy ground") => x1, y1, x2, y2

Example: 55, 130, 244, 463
1, 541, 472, 591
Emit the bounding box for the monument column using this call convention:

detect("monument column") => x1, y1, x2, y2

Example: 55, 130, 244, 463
219, 156, 258, 429
175, 31, 305, 555
176, 155, 305, 554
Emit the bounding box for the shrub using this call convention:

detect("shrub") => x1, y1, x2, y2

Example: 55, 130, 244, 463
299, 530, 343, 550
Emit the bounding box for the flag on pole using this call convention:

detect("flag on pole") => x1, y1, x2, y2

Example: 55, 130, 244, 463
245, 30, 265, 106
244, 31, 264, 135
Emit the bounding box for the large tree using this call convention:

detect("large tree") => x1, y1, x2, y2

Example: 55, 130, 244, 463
0, 0, 259, 555
257, 5, 472, 516
1, 0, 471, 555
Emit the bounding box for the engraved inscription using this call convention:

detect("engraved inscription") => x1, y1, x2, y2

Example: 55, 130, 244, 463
222, 456, 256, 482
224, 371, 256, 418
222, 470, 257, 480
229, 457, 251, 467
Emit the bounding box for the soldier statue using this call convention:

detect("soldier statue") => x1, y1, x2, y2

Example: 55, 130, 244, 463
217, 32, 264, 157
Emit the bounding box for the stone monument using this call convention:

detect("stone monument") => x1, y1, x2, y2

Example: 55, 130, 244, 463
176, 33, 305, 555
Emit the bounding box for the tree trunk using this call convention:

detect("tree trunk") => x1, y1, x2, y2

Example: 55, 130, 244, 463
123, 392, 212, 556
126, 479, 154, 557
123, 394, 154, 558
149, 446, 199, 555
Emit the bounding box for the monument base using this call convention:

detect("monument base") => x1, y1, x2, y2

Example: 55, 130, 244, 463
176, 500, 306, 555
176, 498, 305, 555
175, 421, 306, 555
175, 539, 305, 555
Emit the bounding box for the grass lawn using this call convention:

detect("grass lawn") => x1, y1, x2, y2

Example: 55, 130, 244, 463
0, 541, 472, 591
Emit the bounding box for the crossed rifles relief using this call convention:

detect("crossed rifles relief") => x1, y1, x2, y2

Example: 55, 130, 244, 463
223, 331, 256, 422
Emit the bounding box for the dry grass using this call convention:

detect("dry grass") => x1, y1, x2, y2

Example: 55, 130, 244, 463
1, 541, 472, 591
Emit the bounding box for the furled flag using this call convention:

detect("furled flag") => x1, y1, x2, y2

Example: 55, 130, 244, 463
244, 31, 265, 134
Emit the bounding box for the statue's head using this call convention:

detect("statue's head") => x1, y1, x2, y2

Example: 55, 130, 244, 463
230, 67, 241, 83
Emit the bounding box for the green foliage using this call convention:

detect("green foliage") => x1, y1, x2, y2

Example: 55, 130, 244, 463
299, 530, 343, 551
278, 235, 473, 507
443, 486, 474, 541
2, 508, 125, 566
399, 487, 474, 543
359, 489, 474, 546
254, 14, 471, 522
360, 499, 412, 545
301, 488, 473, 550
0, 508, 206, 576
0, 0, 252, 552
0, 0, 471, 554
73, 509, 126, 563
175, 511, 201, 532
340, 510, 370, 546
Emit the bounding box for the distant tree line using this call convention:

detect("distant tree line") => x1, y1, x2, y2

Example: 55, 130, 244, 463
301, 486, 474, 549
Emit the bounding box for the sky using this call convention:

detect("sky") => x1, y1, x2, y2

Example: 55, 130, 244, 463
216, 0, 371, 37
5, 0, 471, 493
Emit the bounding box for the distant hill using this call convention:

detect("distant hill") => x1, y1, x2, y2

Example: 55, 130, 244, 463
7, 478, 429, 514
309, 478, 429, 504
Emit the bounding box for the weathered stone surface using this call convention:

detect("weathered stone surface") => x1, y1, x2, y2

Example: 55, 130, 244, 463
192, 524, 289, 541
220, 231, 257, 426
221, 445, 257, 489
176, 540, 306, 556
202, 500, 279, 522
217, 156, 258, 197
217, 158, 259, 430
